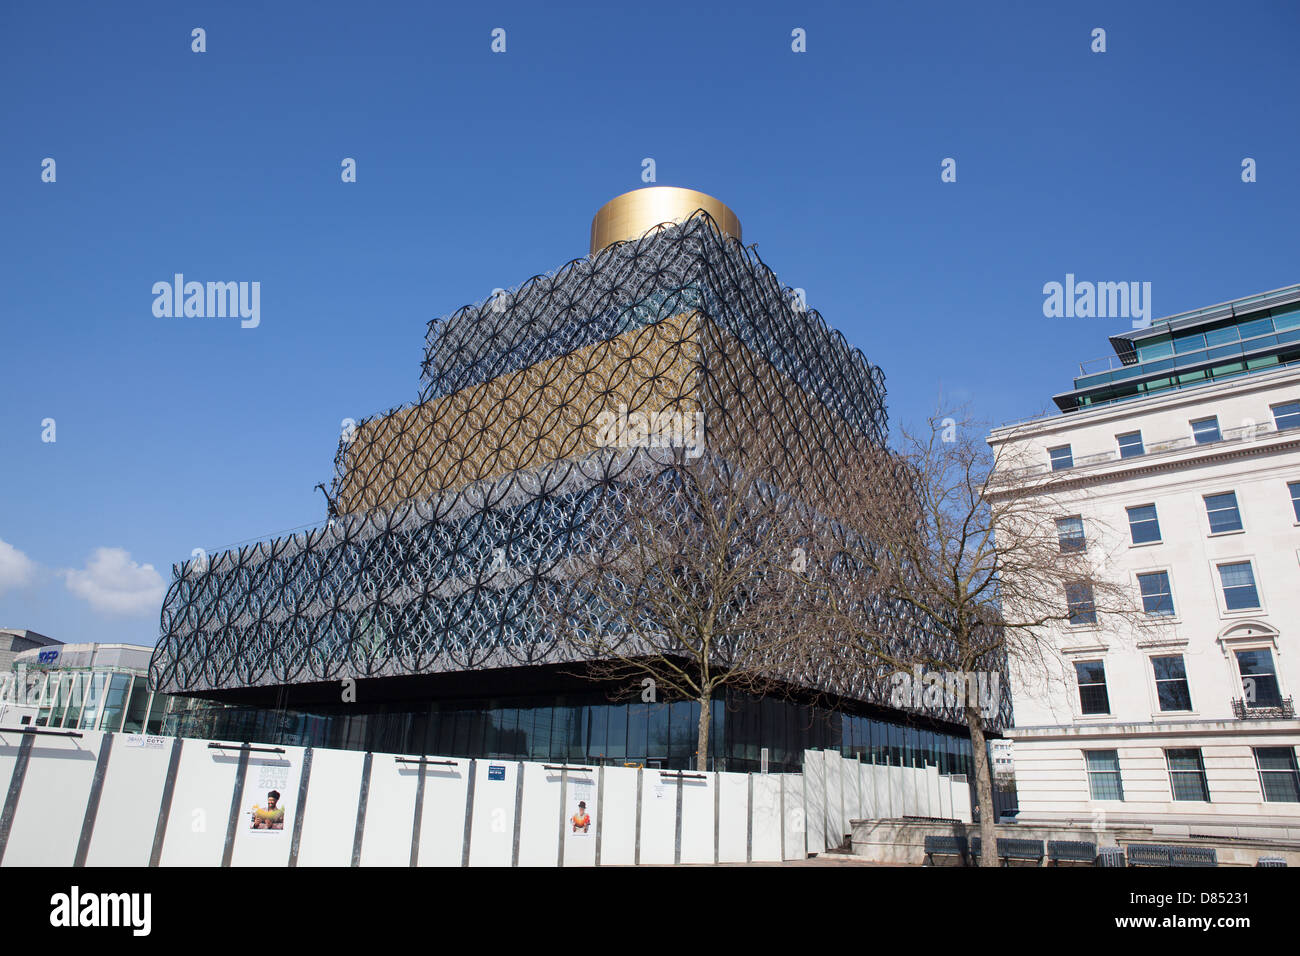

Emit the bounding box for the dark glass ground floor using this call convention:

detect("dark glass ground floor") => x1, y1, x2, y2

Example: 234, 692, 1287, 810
159, 676, 977, 776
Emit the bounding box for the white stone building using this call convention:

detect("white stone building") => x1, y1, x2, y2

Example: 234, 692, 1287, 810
989, 284, 1300, 840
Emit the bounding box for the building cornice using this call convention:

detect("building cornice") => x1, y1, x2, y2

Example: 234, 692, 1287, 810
990, 362, 1300, 441
988, 431, 1300, 498
1009, 717, 1300, 741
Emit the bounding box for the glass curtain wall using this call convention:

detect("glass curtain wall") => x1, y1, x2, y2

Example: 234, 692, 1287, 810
155, 688, 976, 776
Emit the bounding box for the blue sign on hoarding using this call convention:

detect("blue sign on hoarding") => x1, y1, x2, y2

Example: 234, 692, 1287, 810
488, 765, 506, 781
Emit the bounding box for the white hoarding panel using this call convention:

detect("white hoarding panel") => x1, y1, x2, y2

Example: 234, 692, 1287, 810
85, 733, 174, 867
824, 750, 844, 845
952, 780, 973, 823
802, 750, 826, 854
358, 752, 419, 867
296, 747, 365, 867
158, 739, 243, 867
468, 760, 515, 867
516, 763, 563, 867
0, 729, 23, 813
716, 772, 749, 863
858, 762, 876, 819
230, 747, 304, 867
638, 771, 677, 865
416, 758, 472, 867
596, 766, 638, 866
780, 774, 805, 860
889, 764, 906, 818
910, 767, 927, 816
2, 729, 102, 866
678, 773, 714, 864
561, 767, 599, 867
749, 773, 782, 862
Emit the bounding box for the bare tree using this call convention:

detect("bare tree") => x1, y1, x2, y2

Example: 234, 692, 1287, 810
791, 407, 1149, 866
546, 447, 810, 771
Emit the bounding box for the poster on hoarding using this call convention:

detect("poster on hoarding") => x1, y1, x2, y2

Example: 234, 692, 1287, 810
248, 763, 291, 833
570, 779, 595, 835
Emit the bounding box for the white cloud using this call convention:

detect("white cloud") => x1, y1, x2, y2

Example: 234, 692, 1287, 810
61, 547, 166, 617
0, 538, 38, 595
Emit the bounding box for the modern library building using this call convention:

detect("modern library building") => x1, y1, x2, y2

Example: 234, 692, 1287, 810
147, 187, 1003, 774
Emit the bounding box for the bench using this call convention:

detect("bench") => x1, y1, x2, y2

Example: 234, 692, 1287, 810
1170, 846, 1217, 867
998, 838, 1045, 866
1126, 844, 1173, 866
1096, 846, 1126, 867
1257, 856, 1287, 867
969, 836, 1044, 866
1047, 840, 1097, 865
922, 835, 969, 866
1126, 844, 1218, 867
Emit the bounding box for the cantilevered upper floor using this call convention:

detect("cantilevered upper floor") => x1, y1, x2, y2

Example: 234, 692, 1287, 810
1055, 284, 1300, 413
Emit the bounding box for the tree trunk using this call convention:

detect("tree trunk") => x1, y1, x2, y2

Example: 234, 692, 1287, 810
696, 695, 711, 772
965, 704, 997, 868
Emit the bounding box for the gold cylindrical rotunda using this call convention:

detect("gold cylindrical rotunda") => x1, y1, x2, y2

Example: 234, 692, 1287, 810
590, 186, 742, 254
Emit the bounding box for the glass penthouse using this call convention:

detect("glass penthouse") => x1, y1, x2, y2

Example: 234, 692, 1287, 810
1056, 284, 1300, 413
149, 188, 1004, 772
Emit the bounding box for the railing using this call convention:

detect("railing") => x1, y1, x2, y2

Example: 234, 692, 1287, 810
1231, 697, 1295, 719
1062, 354, 1300, 415
1077, 353, 1131, 377
996, 420, 1299, 480
1074, 324, 1300, 386
1074, 284, 1300, 377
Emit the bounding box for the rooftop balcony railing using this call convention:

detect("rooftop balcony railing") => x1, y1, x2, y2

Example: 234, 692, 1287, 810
1073, 324, 1300, 385
996, 419, 1300, 481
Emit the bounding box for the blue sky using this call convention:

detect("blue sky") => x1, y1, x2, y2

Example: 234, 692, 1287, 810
2, 0, 1297, 647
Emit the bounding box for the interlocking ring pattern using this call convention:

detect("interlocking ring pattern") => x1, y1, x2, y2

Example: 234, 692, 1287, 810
150, 212, 1006, 733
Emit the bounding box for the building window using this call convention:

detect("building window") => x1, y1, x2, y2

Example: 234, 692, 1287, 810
1166, 749, 1210, 801
1074, 660, 1109, 714
1137, 571, 1175, 617
98, 673, 132, 734
1126, 504, 1162, 545
1254, 747, 1300, 802
1117, 431, 1145, 459
1085, 750, 1124, 800
144, 690, 167, 735
1152, 655, 1192, 711
1272, 400, 1300, 433
1056, 516, 1086, 553
77, 673, 107, 731
122, 679, 151, 734
1217, 561, 1261, 611
1204, 491, 1243, 534
1236, 649, 1282, 708
1049, 444, 1074, 471
1288, 481, 1300, 522
1191, 416, 1221, 444
1066, 583, 1097, 626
